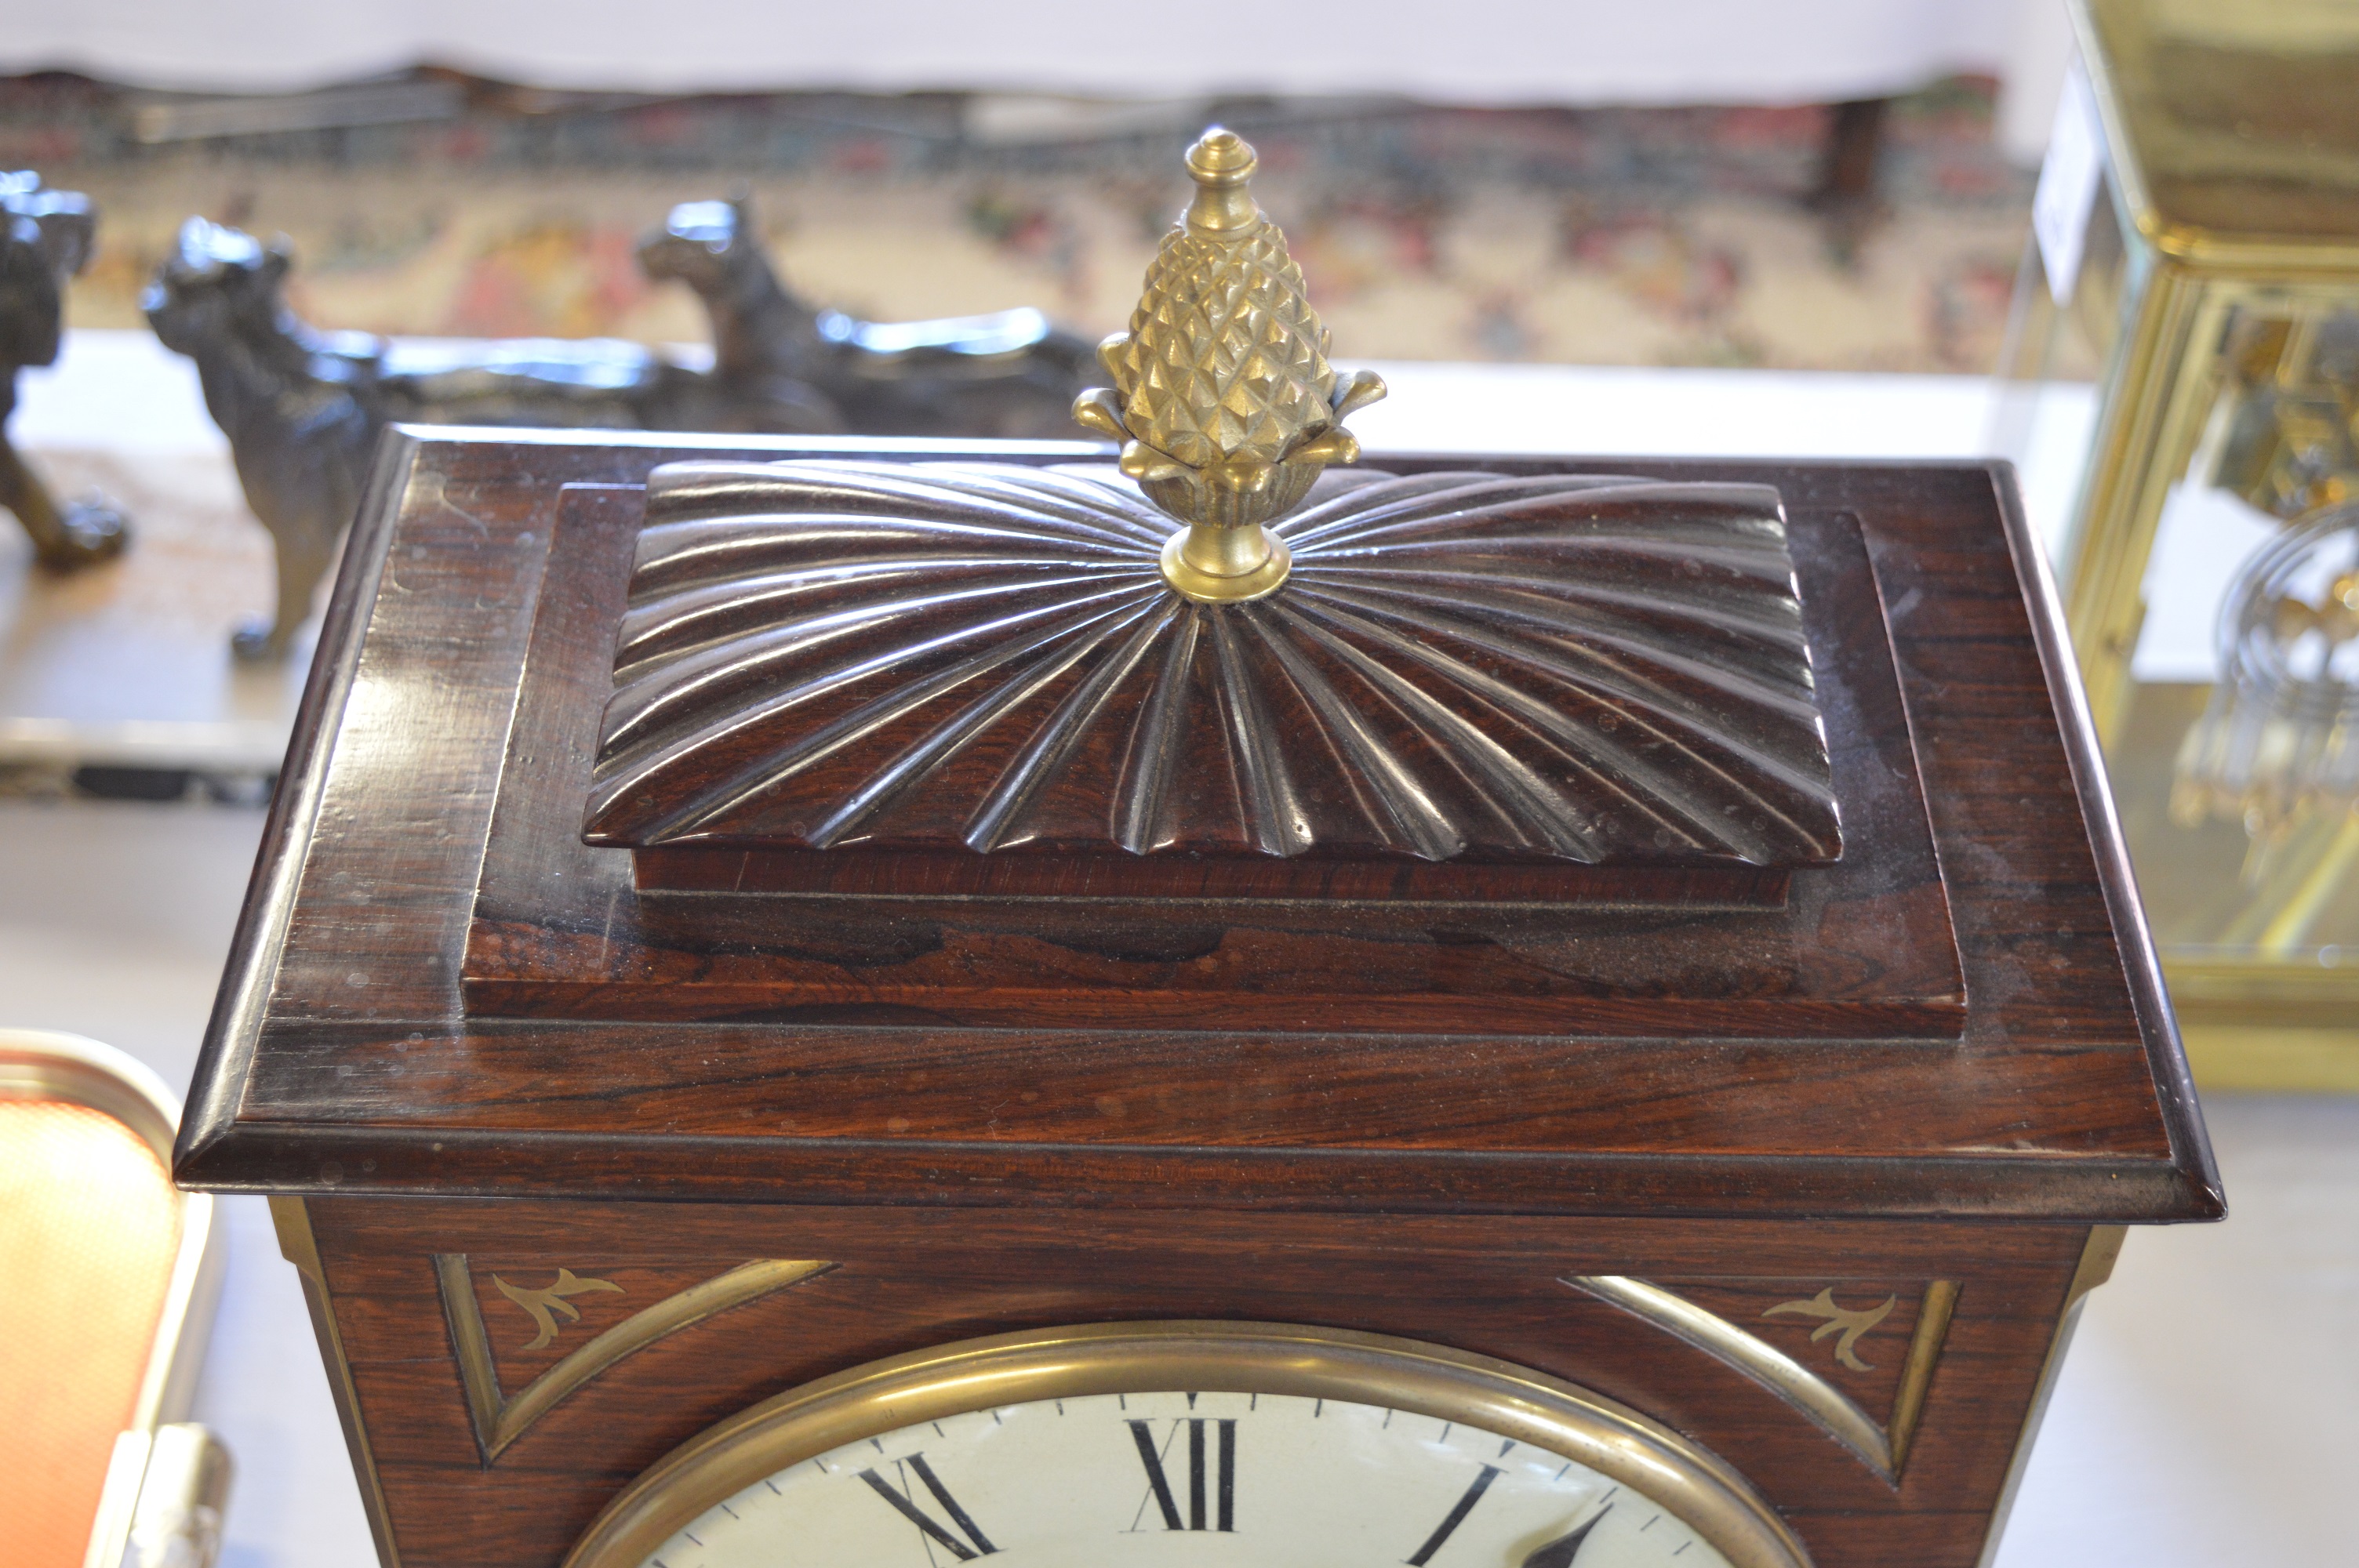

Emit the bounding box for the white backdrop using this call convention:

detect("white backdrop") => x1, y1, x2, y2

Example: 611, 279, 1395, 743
8, 0, 2025, 105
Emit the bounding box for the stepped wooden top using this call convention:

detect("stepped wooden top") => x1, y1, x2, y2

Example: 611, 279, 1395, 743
173, 430, 2219, 1225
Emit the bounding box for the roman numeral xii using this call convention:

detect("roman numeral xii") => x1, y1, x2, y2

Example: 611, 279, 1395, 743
1129, 1417, 1236, 1532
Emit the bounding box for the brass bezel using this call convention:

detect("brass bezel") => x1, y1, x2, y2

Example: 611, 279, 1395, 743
562, 1319, 1813, 1568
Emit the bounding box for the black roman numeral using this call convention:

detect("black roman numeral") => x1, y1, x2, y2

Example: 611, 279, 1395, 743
1128, 1417, 1236, 1532
858, 1454, 998, 1561
1407, 1465, 1503, 1566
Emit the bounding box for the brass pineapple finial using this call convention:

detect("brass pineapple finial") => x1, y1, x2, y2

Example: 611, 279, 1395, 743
1074, 127, 1387, 603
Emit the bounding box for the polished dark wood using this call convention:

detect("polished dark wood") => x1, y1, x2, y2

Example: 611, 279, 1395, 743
305, 1196, 2096, 1568
460, 481, 1959, 1036
635, 844, 1797, 903
179, 430, 2219, 1568
179, 432, 2216, 1221
587, 465, 1842, 867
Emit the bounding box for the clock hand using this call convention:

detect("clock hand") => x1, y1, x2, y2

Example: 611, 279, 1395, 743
1518, 1505, 1612, 1568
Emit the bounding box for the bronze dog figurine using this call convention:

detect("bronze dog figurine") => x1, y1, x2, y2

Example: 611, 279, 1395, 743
636, 195, 1095, 439
1, 172, 129, 571
148, 202, 1097, 659
144, 218, 773, 658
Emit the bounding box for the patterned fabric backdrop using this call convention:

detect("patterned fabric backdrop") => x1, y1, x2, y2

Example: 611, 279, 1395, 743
3, 73, 2052, 374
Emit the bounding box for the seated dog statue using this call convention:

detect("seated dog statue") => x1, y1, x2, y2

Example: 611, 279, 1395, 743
1, 172, 129, 570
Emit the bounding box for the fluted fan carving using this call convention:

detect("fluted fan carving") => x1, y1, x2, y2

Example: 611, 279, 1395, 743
584, 460, 1841, 866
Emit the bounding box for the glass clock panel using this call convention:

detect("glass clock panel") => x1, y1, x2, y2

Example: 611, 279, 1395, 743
639, 1392, 1732, 1568
1993, 0, 2359, 1071
2094, 304, 2359, 986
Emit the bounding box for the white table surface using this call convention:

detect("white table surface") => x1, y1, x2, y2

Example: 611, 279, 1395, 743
7, 341, 2348, 1568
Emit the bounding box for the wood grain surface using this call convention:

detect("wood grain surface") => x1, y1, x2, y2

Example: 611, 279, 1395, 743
300, 1196, 2099, 1568
178, 433, 2220, 1568
174, 434, 2221, 1222
584, 465, 1843, 867
460, 483, 1958, 1036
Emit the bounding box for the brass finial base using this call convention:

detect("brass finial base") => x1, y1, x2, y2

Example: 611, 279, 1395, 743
1161, 522, 1292, 604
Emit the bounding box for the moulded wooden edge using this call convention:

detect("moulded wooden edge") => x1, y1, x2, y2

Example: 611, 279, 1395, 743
630, 844, 1797, 907
463, 492, 1962, 1036
175, 427, 426, 1176
174, 1118, 2226, 1223
169, 432, 1201, 1189
1985, 460, 2223, 1222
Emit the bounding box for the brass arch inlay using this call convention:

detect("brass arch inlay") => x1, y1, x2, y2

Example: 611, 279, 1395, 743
1562, 1275, 1960, 1483
435, 1255, 836, 1465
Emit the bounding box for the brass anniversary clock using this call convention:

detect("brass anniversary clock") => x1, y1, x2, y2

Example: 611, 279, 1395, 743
181, 131, 2217, 1568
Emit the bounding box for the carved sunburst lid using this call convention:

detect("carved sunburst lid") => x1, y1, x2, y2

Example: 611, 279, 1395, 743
583, 460, 1841, 866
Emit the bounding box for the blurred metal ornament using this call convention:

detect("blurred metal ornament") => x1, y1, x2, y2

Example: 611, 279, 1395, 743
144, 220, 398, 662
0, 172, 129, 572
1073, 128, 1385, 603
122, 1422, 234, 1568
0, 1030, 230, 1568
636, 194, 1096, 440
2172, 505, 2359, 947
2209, 314, 2359, 521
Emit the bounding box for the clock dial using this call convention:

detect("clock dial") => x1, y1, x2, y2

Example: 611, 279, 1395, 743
638, 1392, 1733, 1568
567, 1324, 1808, 1568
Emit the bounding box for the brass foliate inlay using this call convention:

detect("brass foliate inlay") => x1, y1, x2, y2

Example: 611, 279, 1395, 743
494, 1267, 623, 1351
1074, 126, 1387, 603
1762, 1287, 1898, 1372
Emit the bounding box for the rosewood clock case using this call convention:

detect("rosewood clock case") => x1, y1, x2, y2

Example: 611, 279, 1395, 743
175, 429, 2221, 1568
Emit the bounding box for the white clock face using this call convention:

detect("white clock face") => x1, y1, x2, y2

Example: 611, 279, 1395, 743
638, 1391, 1734, 1568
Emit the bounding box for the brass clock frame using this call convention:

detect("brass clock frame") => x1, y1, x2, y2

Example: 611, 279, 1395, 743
562, 1320, 1813, 1568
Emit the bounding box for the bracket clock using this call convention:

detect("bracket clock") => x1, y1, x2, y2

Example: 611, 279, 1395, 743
180, 131, 2220, 1568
